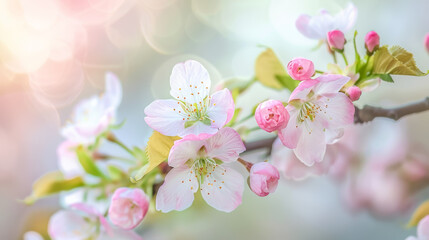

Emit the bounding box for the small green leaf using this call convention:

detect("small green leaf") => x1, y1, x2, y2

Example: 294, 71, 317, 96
107, 165, 123, 181
352, 30, 362, 72
76, 146, 107, 179
373, 46, 426, 76
377, 74, 394, 82
275, 74, 299, 92
408, 201, 429, 227
132, 131, 180, 182
25, 171, 84, 204
255, 48, 288, 89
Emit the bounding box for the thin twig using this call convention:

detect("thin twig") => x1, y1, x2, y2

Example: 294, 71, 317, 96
244, 97, 429, 153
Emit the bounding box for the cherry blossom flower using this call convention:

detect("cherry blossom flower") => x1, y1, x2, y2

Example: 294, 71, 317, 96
406, 216, 429, 240
255, 100, 289, 133
57, 141, 84, 179
249, 162, 280, 197
145, 60, 234, 138
156, 127, 245, 213
296, 3, 357, 40
61, 72, 122, 145
278, 74, 355, 166
48, 203, 143, 240
109, 188, 150, 230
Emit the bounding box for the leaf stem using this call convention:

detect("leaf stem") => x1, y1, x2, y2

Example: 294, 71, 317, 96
341, 52, 349, 66
107, 133, 135, 157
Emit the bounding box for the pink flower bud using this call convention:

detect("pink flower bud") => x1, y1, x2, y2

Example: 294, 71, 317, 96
287, 58, 315, 81
365, 31, 380, 53
327, 30, 346, 51
425, 33, 429, 53
255, 100, 289, 133
249, 162, 280, 197
346, 86, 362, 101
108, 188, 149, 230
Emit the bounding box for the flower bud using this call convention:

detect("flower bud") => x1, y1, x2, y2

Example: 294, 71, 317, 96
327, 30, 346, 51
287, 58, 315, 81
425, 33, 429, 53
255, 100, 289, 132
249, 162, 280, 197
346, 86, 362, 101
108, 188, 149, 230
365, 31, 380, 54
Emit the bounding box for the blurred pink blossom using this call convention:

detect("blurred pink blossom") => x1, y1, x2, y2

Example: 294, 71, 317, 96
109, 188, 150, 230
406, 215, 429, 240
296, 3, 357, 40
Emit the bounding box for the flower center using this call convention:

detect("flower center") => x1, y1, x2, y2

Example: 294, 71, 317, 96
174, 97, 214, 128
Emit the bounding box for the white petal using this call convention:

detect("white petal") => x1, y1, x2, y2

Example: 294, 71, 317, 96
57, 141, 85, 178
205, 127, 245, 163
156, 166, 198, 213
278, 108, 302, 149
201, 166, 244, 212
144, 99, 186, 136
294, 123, 326, 166
180, 120, 219, 137
168, 138, 204, 167
24, 232, 44, 240
170, 60, 210, 104
318, 93, 354, 129
335, 3, 358, 32
206, 88, 235, 128
418, 216, 429, 239
313, 74, 350, 95
103, 72, 122, 110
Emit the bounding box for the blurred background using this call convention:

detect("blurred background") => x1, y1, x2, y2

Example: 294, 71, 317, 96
1, 0, 429, 239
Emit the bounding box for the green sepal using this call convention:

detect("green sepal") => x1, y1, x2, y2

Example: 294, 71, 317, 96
76, 146, 108, 179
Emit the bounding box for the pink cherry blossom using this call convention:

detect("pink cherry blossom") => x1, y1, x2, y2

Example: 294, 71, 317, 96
296, 3, 357, 40
24, 232, 43, 240
145, 60, 234, 138
346, 86, 362, 101
255, 100, 289, 133
249, 162, 280, 197
287, 58, 315, 81
406, 216, 429, 240
61, 72, 122, 145
327, 30, 346, 51
156, 127, 245, 213
108, 188, 149, 230
365, 31, 380, 53
278, 74, 354, 166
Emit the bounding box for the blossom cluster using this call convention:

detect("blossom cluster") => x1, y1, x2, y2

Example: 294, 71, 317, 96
23, 2, 429, 239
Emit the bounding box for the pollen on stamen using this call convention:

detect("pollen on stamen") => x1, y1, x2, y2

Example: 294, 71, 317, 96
222, 181, 224, 183
219, 187, 222, 189
190, 85, 192, 87
181, 181, 184, 183
179, 88, 181, 90
191, 187, 193, 190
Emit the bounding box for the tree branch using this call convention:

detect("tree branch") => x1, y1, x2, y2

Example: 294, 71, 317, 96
245, 97, 429, 152
354, 97, 429, 123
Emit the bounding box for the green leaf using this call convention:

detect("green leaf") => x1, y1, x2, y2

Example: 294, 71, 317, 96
377, 74, 394, 82
408, 201, 429, 227
76, 146, 108, 179
275, 74, 299, 92
373, 46, 427, 76
255, 48, 288, 89
24, 171, 84, 204
107, 165, 123, 181
131, 131, 180, 182
352, 30, 362, 72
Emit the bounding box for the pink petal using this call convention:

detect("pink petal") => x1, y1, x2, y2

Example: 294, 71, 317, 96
156, 166, 198, 213
169, 60, 210, 104
313, 74, 350, 95
296, 14, 320, 39
144, 99, 185, 136
272, 138, 329, 180
201, 166, 244, 212
278, 108, 302, 149
205, 127, 245, 163
335, 3, 358, 32
168, 138, 204, 167
48, 210, 96, 239
57, 141, 84, 178
289, 79, 318, 101
294, 124, 326, 166
207, 88, 235, 127
103, 72, 122, 110
320, 93, 355, 129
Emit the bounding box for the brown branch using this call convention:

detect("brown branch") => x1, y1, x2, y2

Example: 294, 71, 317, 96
354, 97, 429, 123
245, 97, 429, 152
